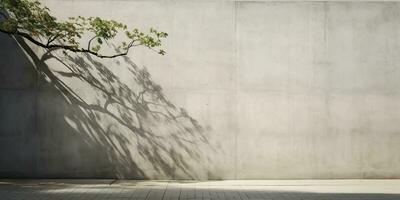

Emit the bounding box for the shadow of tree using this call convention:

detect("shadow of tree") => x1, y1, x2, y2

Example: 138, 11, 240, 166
7, 35, 218, 180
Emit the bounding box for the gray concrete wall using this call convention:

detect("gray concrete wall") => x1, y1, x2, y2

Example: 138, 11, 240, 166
1, 0, 400, 179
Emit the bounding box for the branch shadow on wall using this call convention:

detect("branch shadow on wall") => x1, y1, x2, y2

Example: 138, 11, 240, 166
1, 35, 218, 180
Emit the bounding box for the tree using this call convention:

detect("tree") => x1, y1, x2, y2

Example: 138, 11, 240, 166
0, 0, 167, 58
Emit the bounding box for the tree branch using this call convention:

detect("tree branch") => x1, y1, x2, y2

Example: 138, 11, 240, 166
0, 0, 166, 59
47, 32, 60, 46
87, 35, 97, 50
0, 28, 139, 59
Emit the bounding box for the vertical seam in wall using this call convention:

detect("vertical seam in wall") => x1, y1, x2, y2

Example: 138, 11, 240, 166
34, 46, 39, 177
171, 0, 177, 180
234, 0, 238, 180
323, 2, 327, 46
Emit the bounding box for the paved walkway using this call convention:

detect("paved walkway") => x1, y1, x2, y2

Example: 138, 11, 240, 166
0, 179, 399, 200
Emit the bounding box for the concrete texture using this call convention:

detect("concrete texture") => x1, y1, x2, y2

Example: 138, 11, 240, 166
1, 179, 400, 200
1, 1, 400, 179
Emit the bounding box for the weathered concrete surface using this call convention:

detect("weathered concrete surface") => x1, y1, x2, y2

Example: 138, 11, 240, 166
1, 1, 400, 179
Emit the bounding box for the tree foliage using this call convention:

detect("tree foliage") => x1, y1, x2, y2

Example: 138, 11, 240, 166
0, 0, 168, 58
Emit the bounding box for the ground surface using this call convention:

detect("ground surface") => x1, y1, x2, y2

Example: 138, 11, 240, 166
0, 180, 399, 200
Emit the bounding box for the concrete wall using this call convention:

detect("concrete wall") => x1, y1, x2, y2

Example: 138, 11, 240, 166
1, 0, 400, 179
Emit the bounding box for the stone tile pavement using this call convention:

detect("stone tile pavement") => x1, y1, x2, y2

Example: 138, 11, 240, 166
0, 179, 399, 200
